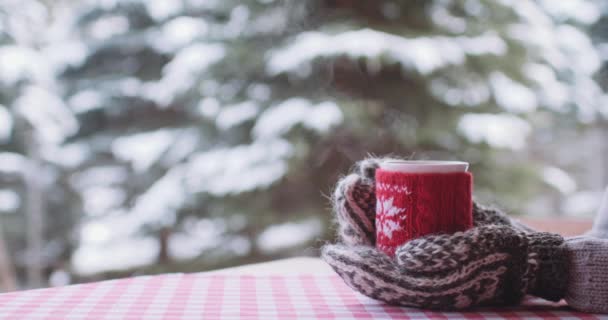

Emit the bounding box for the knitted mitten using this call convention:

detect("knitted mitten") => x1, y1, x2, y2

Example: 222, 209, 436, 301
323, 158, 608, 313
563, 236, 608, 313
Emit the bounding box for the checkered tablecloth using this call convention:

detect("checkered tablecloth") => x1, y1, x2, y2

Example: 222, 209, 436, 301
0, 273, 604, 319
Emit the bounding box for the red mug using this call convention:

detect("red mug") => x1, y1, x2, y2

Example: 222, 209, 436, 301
375, 160, 473, 257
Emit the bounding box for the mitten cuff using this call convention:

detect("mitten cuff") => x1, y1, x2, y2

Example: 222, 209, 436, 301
526, 232, 568, 301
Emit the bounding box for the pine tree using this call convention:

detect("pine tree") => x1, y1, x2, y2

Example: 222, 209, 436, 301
0, 0, 82, 288
2, 0, 603, 279
60, 0, 604, 276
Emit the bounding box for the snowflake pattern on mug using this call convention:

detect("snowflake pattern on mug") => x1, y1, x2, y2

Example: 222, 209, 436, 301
376, 196, 406, 239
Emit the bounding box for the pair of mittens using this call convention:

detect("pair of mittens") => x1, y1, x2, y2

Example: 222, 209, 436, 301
322, 158, 608, 313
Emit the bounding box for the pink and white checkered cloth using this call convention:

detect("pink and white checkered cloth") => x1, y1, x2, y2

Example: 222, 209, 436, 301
0, 273, 604, 319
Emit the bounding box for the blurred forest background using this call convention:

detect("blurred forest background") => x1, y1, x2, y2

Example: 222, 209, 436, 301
1, 0, 608, 291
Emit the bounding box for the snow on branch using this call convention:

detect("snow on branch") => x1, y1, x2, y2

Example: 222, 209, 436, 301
267, 29, 506, 76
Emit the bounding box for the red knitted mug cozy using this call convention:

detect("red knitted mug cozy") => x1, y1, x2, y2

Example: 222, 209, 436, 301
375, 169, 473, 256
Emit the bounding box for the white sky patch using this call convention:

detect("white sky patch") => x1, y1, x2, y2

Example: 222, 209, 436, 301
253, 98, 343, 139
112, 129, 177, 172
257, 218, 322, 253
88, 15, 129, 40
267, 29, 506, 76
215, 101, 259, 130
185, 139, 293, 196
14, 85, 79, 144
143, 43, 224, 106
458, 113, 531, 150
0, 189, 20, 212
152, 16, 207, 53
0, 105, 13, 142
68, 90, 105, 113
489, 72, 537, 113
542, 166, 577, 194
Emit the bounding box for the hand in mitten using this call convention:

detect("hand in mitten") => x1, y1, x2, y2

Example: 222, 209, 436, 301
322, 158, 608, 312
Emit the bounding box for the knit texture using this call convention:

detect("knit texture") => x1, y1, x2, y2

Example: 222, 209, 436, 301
323, 158, 582, 311
564, 236, 608, 313
375, 169, 473, 256
323, 225, 568, 309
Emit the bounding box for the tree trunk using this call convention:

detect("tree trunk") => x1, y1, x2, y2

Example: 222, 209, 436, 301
24, 130, 45, 288
0, 222, 17, 292
157, 227, 172, 265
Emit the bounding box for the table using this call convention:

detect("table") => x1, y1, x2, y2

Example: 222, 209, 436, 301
0, 257, 605, 319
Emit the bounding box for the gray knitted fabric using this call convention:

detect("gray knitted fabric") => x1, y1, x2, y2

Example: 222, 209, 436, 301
564, 236, 608, 313
323, 157, 608, 313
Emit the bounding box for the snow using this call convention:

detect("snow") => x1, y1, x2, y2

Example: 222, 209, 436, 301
223, 5, 250, 38
0, 189, 20, 212
523, 64, 568, 111
0, 105, 13, 142
542, 166, 577, 194
0, 152, 29, 175
429, 3, 466, 33
126, 166, 185, 230
42, 41, 88, 74
69, 166, 128, 189
14, 85, 79, 143
41, 143, 91, 168
458, 113, 531, 150
185, 139, 293, 195
256, 218, 322, 253
72, 236, 158, 275
253, 98, 343, 139
305, 101, 344, 133
198, 98, 221, 118
111, 129, 177, 172
489, 72, 537, 113
215, 101, 259, 130
430, 78, 490, 107
0, 46, 51, 86
267, 29, 506, 76
162, 128, 200, 165
145, 0, 183, 21
152, 17, 207, 53
538, 0, 600, 25
88, 15, 129, 40
505, 0, 603, 119
68, 90, 105, 113
143, 43, 225, 106
82, 186, 126, 216
169, 218, 225, 260
80, 222, 112, 245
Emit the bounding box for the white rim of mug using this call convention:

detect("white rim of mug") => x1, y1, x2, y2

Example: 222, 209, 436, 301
380, 160, 469, 172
